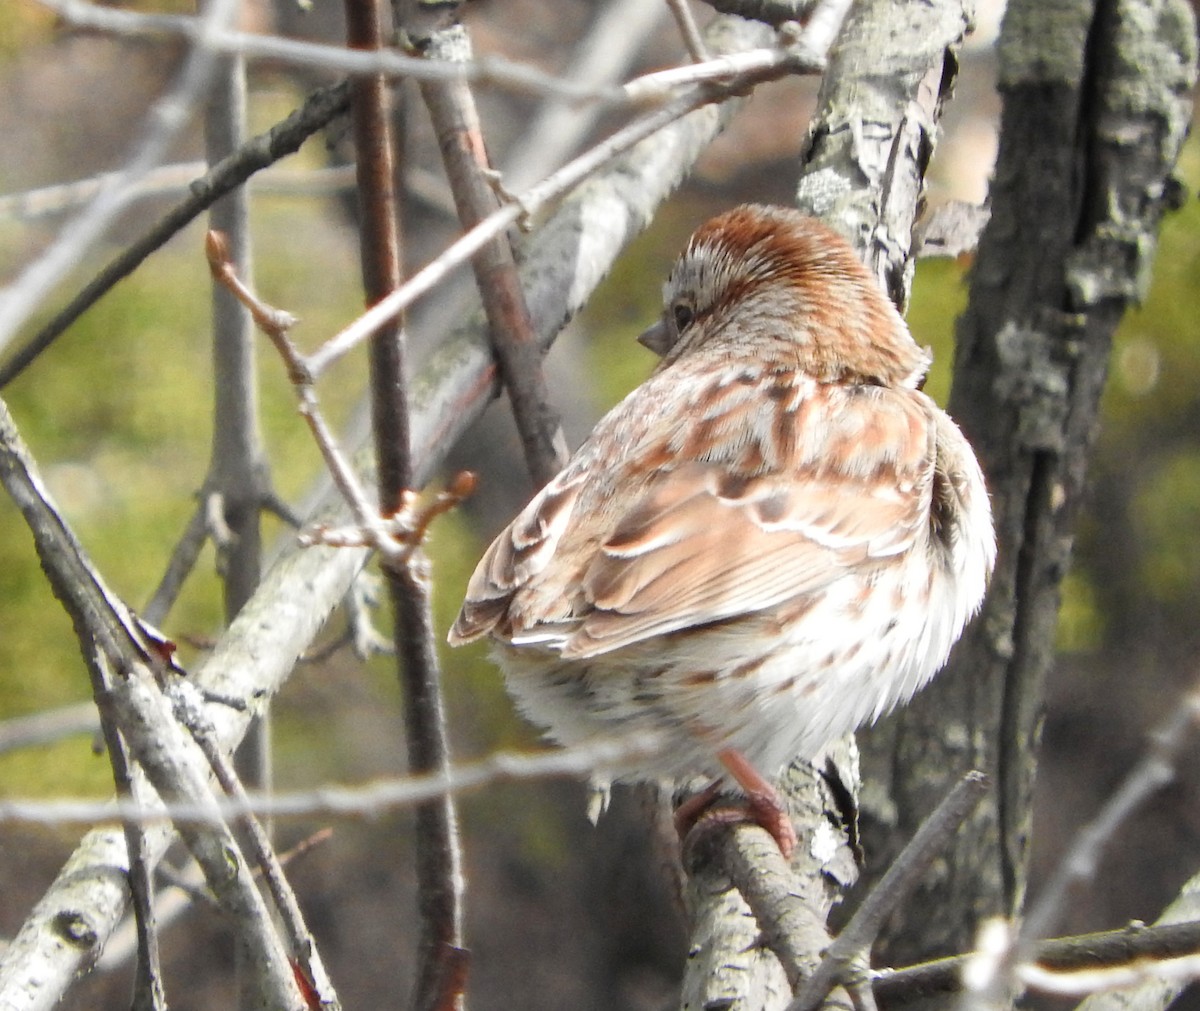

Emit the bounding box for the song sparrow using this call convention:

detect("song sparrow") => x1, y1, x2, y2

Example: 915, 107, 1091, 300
449, 205, 995, 856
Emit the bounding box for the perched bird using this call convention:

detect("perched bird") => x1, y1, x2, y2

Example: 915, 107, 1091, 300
449, 205, 995, 856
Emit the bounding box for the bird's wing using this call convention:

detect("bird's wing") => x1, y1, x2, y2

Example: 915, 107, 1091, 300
449, 380, 936, 658
448, 465, 588, 645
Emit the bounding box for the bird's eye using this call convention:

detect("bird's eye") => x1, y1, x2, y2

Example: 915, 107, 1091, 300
672, 302, 694, 333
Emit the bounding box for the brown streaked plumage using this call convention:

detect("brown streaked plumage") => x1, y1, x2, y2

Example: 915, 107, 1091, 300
449, 205, 995, 856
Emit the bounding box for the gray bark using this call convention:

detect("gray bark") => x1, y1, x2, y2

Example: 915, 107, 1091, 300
865, 0, 1196, 966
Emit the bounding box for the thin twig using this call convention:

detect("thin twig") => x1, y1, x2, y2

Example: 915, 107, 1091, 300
207, 230, 473, 565
201, 8, 275, 857
96, 828, 335, 976
0, 732, 665, 826
873, 919, 1200, 1004
104, 675, 304, 1008
142, 500, 210, 626
787, 773, 990, 1011
1021, 682, 1200, 943
352, 2, 465, 1006
35, 0, 625, 103
181, 689, 340, 1009
667, 0, 711, 61
416, 22, 568, 487
34, 0, 819, 106
90, 659, 166, 1011
204, 232, 385, 541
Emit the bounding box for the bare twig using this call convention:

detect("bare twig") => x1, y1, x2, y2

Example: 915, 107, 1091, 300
352, 2, 465, 1006
33, 0, 818, 107
787, 773, 990, 1011
143, 500, 210, 626
0, 399, 183, 682
0, 732, 666, 827
35, 0, 625, 103
415, 21, 568, 487
207, 231, 476, 565
204, 231, 385, 543
96, 828, 335, 976
91, 671, 166, 1011
874, 919, 1200, 1004
204, 22, 265, 621
180, 687, 340, 1009
104, 675, 304, 1010
201, 12, 277, 873
667, 0, 712, 61
1019, 683, 1200, 941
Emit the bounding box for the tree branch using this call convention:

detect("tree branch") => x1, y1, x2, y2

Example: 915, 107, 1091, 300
413, 18, 568, 487
351, 2, 466, 1008
0, 80, 352, 389
873, 0, 1197, 965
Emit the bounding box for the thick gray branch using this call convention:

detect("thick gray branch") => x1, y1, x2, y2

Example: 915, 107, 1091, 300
869, 0, 1196, 965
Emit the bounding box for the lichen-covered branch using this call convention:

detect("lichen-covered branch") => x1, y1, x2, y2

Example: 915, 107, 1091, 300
680, 2, 972, 1007
871, 0, 1197, 965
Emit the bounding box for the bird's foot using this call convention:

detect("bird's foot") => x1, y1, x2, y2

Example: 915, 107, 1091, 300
673, 748, 796, 859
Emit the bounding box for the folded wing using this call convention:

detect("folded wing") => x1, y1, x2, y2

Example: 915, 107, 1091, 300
449, 381, 936, 659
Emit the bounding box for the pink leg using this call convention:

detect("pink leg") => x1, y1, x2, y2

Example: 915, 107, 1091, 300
673, 749, 797, 859
717, 748, 797, 859
673, 779, 724, 841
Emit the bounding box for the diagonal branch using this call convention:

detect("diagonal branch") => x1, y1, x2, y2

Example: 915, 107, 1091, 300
414, 19, 569, 487
0, 81, 352, 389
0, 394, 303, 1010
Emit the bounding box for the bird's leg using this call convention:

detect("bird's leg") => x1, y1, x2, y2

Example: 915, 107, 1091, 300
673, 779, 725, 841
674, 748, 797, 859
717, 747, 797, 859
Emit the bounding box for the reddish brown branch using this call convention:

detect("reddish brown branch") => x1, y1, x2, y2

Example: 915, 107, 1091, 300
413, 23, 568, 487
346, 2, 467, 1009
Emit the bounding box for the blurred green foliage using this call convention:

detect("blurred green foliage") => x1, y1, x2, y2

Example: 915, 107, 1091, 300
0, 4, 55, 61
0, 127, 367, 794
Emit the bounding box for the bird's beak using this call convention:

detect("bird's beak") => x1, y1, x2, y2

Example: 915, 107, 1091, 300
637, 317, 672, 357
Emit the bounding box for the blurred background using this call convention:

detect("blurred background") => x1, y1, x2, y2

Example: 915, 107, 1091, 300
1, 0, 1199, 1007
